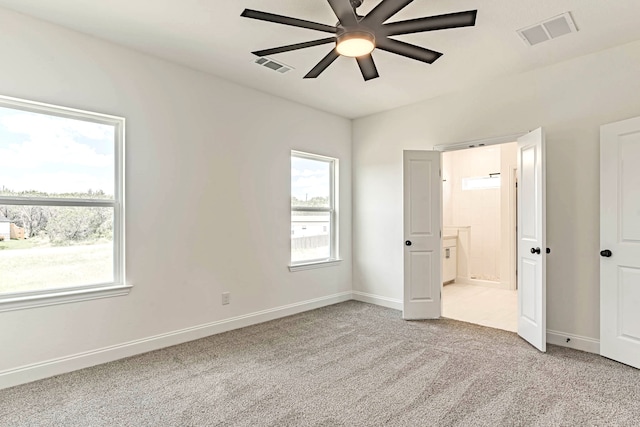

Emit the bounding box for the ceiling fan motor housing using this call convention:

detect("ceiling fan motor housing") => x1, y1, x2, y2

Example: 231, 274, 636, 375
336, 30, 375, 57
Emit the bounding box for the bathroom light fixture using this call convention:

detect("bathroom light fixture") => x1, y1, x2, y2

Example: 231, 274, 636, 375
336, 31, 375, 57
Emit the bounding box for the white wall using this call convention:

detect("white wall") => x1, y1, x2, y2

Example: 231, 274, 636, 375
353, 39, 640, 342
0, 8, 352, 384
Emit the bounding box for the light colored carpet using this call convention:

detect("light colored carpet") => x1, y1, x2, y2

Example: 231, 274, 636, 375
1, 301, 639, 426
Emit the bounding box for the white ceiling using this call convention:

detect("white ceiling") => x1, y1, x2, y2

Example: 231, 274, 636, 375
1, 0, 640, 118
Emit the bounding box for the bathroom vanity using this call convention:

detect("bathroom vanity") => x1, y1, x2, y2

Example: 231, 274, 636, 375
443, 235, 457, 283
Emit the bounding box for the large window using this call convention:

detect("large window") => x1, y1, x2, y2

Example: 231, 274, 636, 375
290, 151, 338, 268
0, 95, 127, 311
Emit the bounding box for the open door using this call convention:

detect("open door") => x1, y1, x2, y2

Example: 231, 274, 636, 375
517, 128, 546, 351
600, 116, 640, 369
403, 150, 442, 319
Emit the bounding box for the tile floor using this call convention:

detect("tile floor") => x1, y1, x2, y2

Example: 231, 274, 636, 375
442, 282, 517, 332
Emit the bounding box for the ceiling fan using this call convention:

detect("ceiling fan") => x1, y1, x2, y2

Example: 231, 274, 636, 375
241, 0, 477, 81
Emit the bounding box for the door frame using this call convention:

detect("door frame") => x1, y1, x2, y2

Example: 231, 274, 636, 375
434, 128, 547, 352
509, 166, 518, 291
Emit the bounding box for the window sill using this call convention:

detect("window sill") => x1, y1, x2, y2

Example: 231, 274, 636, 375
289, 259, 342, 272
0, 284, 133, 313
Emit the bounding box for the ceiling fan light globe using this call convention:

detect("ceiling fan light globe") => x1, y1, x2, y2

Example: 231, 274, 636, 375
336, 32, 375, 57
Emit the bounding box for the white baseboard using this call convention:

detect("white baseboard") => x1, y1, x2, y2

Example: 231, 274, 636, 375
1, 293, 602, 391
547, 329, 600, 354
352, 291, 403, 311
0, 291, 352, 390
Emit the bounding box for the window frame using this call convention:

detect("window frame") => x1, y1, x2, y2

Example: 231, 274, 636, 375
289, 150, 340, 271
0, 95, 129, 312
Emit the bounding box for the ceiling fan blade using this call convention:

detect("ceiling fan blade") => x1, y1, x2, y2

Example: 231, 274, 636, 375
356, 54, 379, 81
241, 9, 337, 34
383, 10, 478, 36
304, 49, 341, 78
252, 38, 337, 57
376, 37, 442, 64
327, 0, 358, 27
363, 0, 414, 25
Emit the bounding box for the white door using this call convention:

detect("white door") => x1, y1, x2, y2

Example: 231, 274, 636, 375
403, 150, 442, 319
517, 128, 547, 352
600, 116, 640, 369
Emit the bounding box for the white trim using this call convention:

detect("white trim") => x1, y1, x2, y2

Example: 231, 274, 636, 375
288, 259, 342, 272
291, 206, 332, 213
290, 150, 336, 163
0, 291, 352, 390
0, 197, 116, 207
0, 291, 605, 390
547, 329, 600, 354
352, 291, 403, 311
434, 132, 527, 152
114, 117, 126, 291
0, 94, 123, 124
0, 284, 133, 313
290, 150, 339, 264
0, 95, 126, 309
509, 166, 518, 291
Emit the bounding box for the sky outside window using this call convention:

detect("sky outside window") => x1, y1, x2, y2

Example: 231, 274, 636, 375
291, 156, 330, 208
0, 107, 115, 197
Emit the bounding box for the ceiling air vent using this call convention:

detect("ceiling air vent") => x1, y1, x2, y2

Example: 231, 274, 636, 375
253, 57, 294, 74
517, 12, 578, 46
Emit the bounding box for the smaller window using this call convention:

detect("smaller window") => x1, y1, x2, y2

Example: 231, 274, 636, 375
290, 151, 338, 266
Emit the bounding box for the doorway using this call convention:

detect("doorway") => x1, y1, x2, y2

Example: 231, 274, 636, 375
440, 142, 518, 332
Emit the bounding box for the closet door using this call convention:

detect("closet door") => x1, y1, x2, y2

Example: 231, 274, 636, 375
403, 150, 442, 319
600, 116, 640, 369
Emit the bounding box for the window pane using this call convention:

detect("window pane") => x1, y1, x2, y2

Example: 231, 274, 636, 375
0, 205, 114, 294
0, 106, 115, 199
462, 175, 501, 190
291, 156, 330, 208
291, 211, 330, 262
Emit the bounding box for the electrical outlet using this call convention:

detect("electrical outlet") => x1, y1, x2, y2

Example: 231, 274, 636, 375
221, 292, 230, 305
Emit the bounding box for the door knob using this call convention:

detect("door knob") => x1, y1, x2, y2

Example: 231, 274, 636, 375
405, 240, 412, 246
530, 247, 541, 255
600, 249, 612, 257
